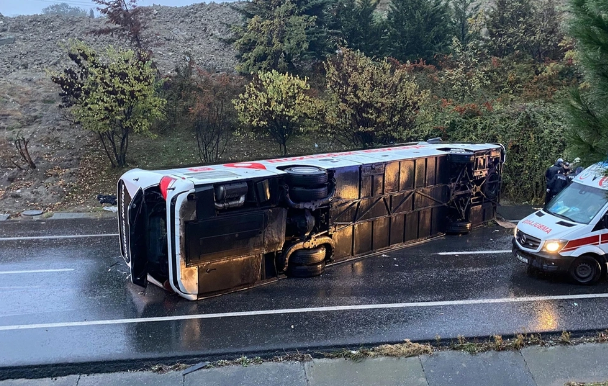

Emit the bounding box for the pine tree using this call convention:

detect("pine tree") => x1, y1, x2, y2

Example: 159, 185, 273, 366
233, 0, 335, 73
333, 0, 382, 57
565, 0, 608, 164
484, 0, 535, 58
384, 0, 453, 63
450, 0, 480, 46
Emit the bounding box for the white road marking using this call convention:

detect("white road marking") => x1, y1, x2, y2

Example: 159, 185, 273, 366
0, 234, 118, 241
438, 250, 512, 255
0, 269, 74, 275
1, 292, 607, 331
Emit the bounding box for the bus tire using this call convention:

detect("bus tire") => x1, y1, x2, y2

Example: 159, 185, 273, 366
290, 185, 328, 202
446, 221, 472, 234
484, 172, 500, 199
569, 255, 602, 285
287, 262, 326, 278
290, 246, 327, 266
284, 166, 328, 187
448, 151, 475, 164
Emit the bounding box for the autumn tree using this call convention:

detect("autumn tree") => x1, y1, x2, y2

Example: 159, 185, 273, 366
384, 0, 453, 63
323, 48, 429, 148
92, 0, 147, 51
191, 70, 244, 163
234, 70, 317, 155
565, 0, 608, 164
51, 41, 165, 167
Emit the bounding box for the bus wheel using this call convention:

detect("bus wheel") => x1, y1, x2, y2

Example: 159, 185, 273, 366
284, 166, 328, 187
447, 151, 475, 164
446, 221, 472, 234
290, 246, 327, 266
569, 255, 601, 285
290, 185, 328, 202
287, 262, 326, 278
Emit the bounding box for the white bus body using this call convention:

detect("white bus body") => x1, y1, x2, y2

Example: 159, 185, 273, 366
118, 142, 505, 300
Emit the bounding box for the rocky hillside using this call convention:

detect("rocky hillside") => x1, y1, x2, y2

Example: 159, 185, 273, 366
0, 3, 241, 215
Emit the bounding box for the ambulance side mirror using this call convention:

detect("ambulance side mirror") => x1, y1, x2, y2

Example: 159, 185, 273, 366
603, 214, 608, 229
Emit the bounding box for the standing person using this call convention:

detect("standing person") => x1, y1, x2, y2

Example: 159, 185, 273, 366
545, 158, 564, 205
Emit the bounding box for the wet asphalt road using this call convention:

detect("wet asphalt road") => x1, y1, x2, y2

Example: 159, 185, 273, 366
1, 219, 608, 376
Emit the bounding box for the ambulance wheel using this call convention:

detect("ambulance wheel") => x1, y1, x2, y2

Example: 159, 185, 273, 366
289, 246, 327, 266
286, 262, 326, 278
290, 185, 328, 202
569, 255, 601, 285
284, 166, 328, 187
446, 221, 472, 234
526, 265, 539, 277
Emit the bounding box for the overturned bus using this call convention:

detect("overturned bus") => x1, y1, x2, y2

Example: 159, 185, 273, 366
118, 142, 505, 300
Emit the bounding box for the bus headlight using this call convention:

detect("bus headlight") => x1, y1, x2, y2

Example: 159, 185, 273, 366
543, 240, 567, 253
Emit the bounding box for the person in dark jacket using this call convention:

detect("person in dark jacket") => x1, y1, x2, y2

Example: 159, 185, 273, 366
547, 172, 569, 204
545, 158, 564, 205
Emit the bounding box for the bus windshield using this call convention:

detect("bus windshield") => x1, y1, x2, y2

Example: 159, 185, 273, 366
545, 182, 608, 224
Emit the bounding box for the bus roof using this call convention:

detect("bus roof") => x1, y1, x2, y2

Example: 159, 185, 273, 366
136, 142, 503, 185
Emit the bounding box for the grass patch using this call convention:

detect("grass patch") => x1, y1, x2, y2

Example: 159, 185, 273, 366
374, 340, 433, 357
324, 340, 432, 361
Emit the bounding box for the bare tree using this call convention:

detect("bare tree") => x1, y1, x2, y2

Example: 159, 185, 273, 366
10, 134, 36, 169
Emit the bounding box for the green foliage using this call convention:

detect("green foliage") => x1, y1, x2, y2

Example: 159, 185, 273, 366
435, 38, 490, 103
233, 70, 317, 155
484, 0, 535, 58
450, 0, 481, 47
529, 0, 566, 62
233, 0, 334, 74
484, 0, 565, 62
439, 102, 568, 203
51, 41, 165, 167
565, 0, 608, 165
322, 48, 429, 148
191, 70, 244, 163
333, 0, 383, 57
384, 0, 453, 63
160, 55, 198, 132
42, 3, 87, 16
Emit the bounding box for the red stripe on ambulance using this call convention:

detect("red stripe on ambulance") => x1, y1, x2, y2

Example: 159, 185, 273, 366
562, 235, 600, 252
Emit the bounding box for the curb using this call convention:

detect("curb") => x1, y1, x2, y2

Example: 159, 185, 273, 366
0, 211, 117, 222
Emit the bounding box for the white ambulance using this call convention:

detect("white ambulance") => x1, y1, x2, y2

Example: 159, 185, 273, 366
513, 162, 608, 284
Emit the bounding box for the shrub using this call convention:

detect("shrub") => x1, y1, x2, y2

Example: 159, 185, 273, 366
440, 102, 569, 203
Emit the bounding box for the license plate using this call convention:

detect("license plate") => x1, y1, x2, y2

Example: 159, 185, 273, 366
516, 253, 529, 264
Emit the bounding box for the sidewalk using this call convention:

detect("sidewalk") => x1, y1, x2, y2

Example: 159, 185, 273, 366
3, 343, 608, 385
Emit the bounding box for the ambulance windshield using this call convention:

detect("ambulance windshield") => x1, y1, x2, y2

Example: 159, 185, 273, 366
545, 183, 608, 224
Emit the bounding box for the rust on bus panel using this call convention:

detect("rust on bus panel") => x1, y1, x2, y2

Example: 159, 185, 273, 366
117, 142, 505, 300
